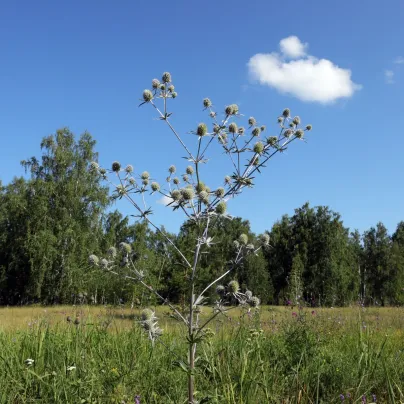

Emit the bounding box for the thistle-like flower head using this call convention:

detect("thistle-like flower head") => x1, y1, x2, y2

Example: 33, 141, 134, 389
282, 108, 291, 118
151, 182, 160, 192
112, 161, 121, 172
248, 117, 256, 127
143, 89, 153, 103
228, 122, 238, 134
203, 98, 212, 108
107, 246, 117, 258
238, 234, 248, 245
152, 79, 160, 89
293, 116, 301, 125
88, 254, 99, 266
181, 187, 194, 201
186, 165, 194, 175
215, 201, 227, 215
168, 165, 176, 174
252, 127, 261, 137
162, 72, 172, 83
228, 280, 240, 294
197, 123, 208, 137
253, 142, 264, 154
141, 171, 150, 180
215, 187, 225, 198
171, 189, 181, 201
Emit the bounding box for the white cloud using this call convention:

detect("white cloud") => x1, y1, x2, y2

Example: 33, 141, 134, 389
385, 70, 394, 84
248, 36, 361, 104
279, 36, 307, 58
157, 195, 173, 205
394, 56, 404, 64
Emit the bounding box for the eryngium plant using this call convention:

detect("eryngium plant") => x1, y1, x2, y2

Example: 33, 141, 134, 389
89, 72, 312, 403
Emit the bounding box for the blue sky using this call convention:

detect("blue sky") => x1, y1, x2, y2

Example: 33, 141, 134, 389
0, 0, 403, 236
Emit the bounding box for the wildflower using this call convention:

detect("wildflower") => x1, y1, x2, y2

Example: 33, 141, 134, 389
252, 127, 261, 137
248, 117, 256, 127
228, 122, 238, 134
171, 92, 177, 98
362, 394, 367, 403
259, 233, 270, 245
135, 395, 141, 404
293, 116, 301, 125
171, 189, 181, 201
141, 171, 150, 180
249, 296, 260, 307
186, 165, 194, 175
215, 187, 225, 198
67, 365, 76, 371
168, 165, 176, 174
168, 85, 175, 92
253, 142, 264, 154
228, 280, 240, 294
151, 182, 160, 192
292, 312, 297, 317
88, 254, 99, 266
372, 394, 376, 402
24, 358, 34, 367
119, 242, 132, 254
90, 161, 99, 171
306, 124, 312, 131
216, 285, 225, 295
340, 394, 345, 401
173, 177, 179, 185
295, 129, 304, 139
180, 187, 194, 201
225, 104, 238, 115
238, 127, 245, 135
238, 233, 248, 245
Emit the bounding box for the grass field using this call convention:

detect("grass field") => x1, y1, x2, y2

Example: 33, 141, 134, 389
1, 305, 403, 403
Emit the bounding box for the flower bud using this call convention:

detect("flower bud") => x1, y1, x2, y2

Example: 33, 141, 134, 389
248, 117, 256, 127
295, 129, 304, 139
171, 92, 177, 98
305, 124, 312, 131
196, 181, 206, 193
224, 175, 231, 185
228, 280, 240, 294
162, 72, 172, 83
267, 136, 278, 146
277, 117, 284, 124
142, 179, 149, 186
282, 108, 290, 118
129, 177, 136, 186
233, 240, 240, 249
143, 89, 153, 102
186, 165, 194, 175
168, 85, 175, 92
225, 104, 239, 115
151, 182, 160, 192
168, 165, 176, 174
215, 201, 227, 214
125, 164, 134, 173
199, 191, 210, 205
141, 171, 150, 180
181, 188, 194, 200
197, 123, 208, 137
173, 177, 179, 185
215, 187, 225, 198
182, 174, 189, 183
253, 141, 264, 154
293, 116, 301, 125
238, 234, 248, 245
152, 79, 160, 89
238, 127, 245, 135
203, 98, 212, 108
171, 189, 181, 201
228, 122, 238, 133
112, 161, 121, 172
252, 127, 261, 137
284, 129, 293, 138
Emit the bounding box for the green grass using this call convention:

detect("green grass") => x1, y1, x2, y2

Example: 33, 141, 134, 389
1, 305, 404, 403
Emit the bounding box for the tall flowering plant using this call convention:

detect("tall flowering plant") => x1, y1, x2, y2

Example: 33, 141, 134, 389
89, 72, 312, 403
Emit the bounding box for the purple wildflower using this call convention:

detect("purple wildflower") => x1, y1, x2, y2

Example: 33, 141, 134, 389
372, 393, 376, 402
362, 394, 367, 403
340, 394, 345, 401
135, 395, 141, 404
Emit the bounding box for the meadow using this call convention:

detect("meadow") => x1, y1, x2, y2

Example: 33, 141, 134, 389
0, 305, 403, 403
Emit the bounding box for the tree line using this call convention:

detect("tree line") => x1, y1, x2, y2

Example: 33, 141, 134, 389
1, 130, 403, 306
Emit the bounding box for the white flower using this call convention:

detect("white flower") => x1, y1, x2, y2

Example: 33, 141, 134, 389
24, 358, 34, 366
67, 365, 76, 371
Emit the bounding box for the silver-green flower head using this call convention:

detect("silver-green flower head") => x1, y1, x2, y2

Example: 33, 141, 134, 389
112, 161, 121, 172
125, 164, 134, 173
248, 117, 257, 127
186, 165, 194, 175
129, 177, 136, 186
225, 104, 239, 115
216, 285, 225, 295
295, 129, 304, 139
238, 126, 245, 135
199, 190, 210, 205
159, 84, 165, 90
233, 240, 240, 249
182, 174, 189, 183
197, 123, 208, 137
151, 182, 160, 192
259, 233, 270, 245
141, 171, 150, 180
168, 165, 176, 174
215, 187, 225, 198
162, 72, 172, 83
252, 127, 261, 137
181, 187, 194, 201
293, 116, 301, 125
253, 141, 264, 154
107, 246, 117, 258
168, 85, 175, 92
90, 161, 99, 171
282, 108, 291, 118
171, 92, 177, 98
99, 168, 107, 175
260, 125, 266, 132
119, 242, 132, 254
238, 233, 248, 245
305, 124, 312, 131
224, 175, 231, 185
267, 136, 278, 146
228, 280, 240, 294
195, 182, 205, 193
100, 258, 109, 269
203, 98, 212, 108
152, 79, 160, 89
141, 308, 154, 321
88, 254, 99, 266
228, 122, 238, 134
284, 129, 293, 138
171, 189, 181, 201
249, 296, 260, 307
143, 89, 153, 103
245, 290, 253, 299
215, 201, 227, 214
277, 116, 284, 124
142, 179, 149, 186
173, 177, 180, 185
